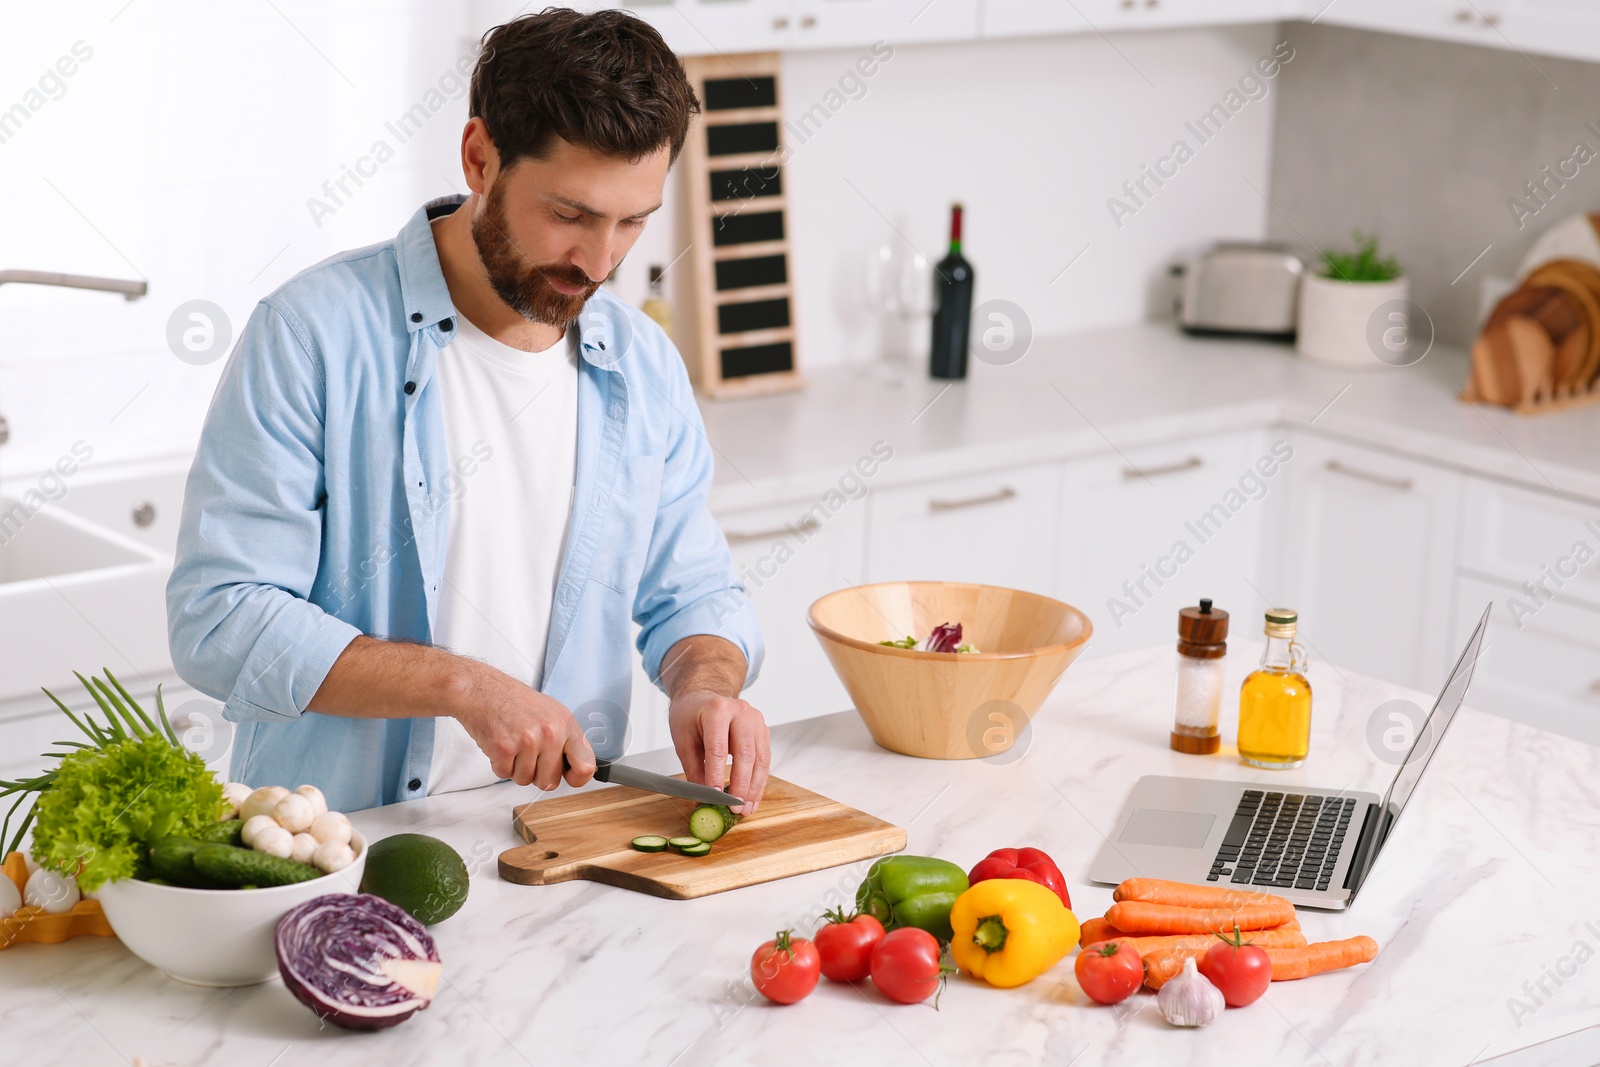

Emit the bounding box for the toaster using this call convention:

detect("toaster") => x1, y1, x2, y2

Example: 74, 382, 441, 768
1176, 242, 1305, 338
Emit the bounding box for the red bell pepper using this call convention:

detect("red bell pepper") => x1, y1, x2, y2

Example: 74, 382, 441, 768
967, 847, 1071, 908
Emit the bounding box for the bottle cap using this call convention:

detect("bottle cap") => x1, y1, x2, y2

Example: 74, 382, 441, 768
1177, 600, 1228, 657
1264, 608, 1298, 639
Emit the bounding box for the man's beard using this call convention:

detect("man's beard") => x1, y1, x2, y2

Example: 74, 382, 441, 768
472, 179, 602, 328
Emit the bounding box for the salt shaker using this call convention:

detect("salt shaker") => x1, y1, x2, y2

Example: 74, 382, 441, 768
1172, 598, 1228, 755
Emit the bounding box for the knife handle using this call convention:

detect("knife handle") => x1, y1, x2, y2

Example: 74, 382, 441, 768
563, 754, 612, 782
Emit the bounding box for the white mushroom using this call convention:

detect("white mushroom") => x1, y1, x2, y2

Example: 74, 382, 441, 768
220, 781, 254, 819
294, 784, 329, 818
273, 793, 316, 834
289, 833, 319, 866
308, 810, 353, 847
253, 824, 295, 859
240, 814, 280, 848
311, 840, 356, 873
239, 785, 290, 823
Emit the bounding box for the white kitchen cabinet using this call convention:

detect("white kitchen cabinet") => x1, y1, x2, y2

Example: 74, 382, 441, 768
1459, 476, 1600, 612
864, 461, 1058, 594
716, 498, 866, 724
1268, 432, 1463, 693
790, 0, 980, 49
982, 0, 1294, 39
1056, 430, 1273, 658
1452, 576, 1600, 745
1304, 0, 1600, 65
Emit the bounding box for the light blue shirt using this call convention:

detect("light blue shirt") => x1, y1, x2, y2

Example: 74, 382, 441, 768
167, 195, 762, 813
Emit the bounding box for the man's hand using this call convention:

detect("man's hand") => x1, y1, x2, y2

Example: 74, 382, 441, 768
451, 658, 597, 790
660, 635, 770, 813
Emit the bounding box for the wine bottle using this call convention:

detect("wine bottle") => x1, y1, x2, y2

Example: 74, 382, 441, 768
929, 202, 973, 380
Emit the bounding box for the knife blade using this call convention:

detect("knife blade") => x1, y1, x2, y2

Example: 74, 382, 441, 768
578, 756, 745, 807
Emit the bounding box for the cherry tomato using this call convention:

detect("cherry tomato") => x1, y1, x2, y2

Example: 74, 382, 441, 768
1198, 927, 1271, 1007
869, 927, 947, 1005
814, 909, 887, 983
751, 929, 821, 1005
1074, 939, 1145, 1005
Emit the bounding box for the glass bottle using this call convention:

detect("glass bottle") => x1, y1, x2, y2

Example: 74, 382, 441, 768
640, 264, 673, 339
1171, 598, 1228, 755
1237, 608, 1312, 768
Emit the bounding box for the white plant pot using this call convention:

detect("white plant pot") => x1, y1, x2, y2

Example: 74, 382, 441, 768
1296, 272, 1410, 367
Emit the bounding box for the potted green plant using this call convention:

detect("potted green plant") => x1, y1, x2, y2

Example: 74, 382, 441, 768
1296, 232, 1408, 366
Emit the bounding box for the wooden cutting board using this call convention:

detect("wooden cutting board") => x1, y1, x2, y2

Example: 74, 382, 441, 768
498, 776, 906, 899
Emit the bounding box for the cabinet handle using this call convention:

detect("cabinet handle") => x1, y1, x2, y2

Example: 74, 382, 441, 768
724, 515, 820, 544
1324, 459, 1413, 492
1589, 679, 1600, 695
800, 14, 816, 27
772, 15, 789, 29
929, 486, 1016, 512
1123, 456, 1202, 480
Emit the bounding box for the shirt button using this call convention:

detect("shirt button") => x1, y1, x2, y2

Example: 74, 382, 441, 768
441, 317, 454, 331
410, 312, 423, 323
404, 381, 416, 395
408, 777, 422, 791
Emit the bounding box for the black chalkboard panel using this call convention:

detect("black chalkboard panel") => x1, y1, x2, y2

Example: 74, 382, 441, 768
704, 76, 778, 111
710, 166, 783, 202
712, 210, 785, 247
714, 254, 788, 291
720, 340, 793, 379
718, 297, 791, 336
707, 122, 780, 157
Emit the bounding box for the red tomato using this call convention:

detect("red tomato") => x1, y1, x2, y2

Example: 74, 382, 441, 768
751, 930, 821, 1005
1074, 939, 1145, 1005
869, 927, 947, 1005
1198, 931, 1271, 1007
814, 911, 886, 983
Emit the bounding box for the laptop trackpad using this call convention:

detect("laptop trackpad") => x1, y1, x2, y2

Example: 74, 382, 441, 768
1119, 809, 1216, 849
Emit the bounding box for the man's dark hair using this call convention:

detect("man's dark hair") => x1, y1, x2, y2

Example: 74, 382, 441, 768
470, 7, 700, 168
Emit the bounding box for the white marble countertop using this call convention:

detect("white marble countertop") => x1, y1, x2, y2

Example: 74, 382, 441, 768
700, 325, 1600, 512
6, 642, 1599, 1067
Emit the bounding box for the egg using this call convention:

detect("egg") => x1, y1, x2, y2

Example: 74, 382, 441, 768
294, 784, 329, 818
24, 868, 80, 915
0, 875, 21, 919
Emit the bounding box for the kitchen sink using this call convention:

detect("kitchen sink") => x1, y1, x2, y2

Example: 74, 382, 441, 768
0, 497, 172, 707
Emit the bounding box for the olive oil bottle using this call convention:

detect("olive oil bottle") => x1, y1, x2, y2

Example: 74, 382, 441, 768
1237, 608, 1312, 769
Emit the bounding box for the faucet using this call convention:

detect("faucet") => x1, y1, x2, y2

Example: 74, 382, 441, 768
0, 269, 148, 301
0, 269, 148, 448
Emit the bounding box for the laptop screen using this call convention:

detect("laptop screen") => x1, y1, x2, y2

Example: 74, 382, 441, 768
1377, 603, 1492, 835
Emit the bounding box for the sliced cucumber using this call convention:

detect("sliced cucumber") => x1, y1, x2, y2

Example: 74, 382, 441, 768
631, 835, 670, 853
666, 836, 703, 850
675, 841, 713, 857
688, 804, 740, 843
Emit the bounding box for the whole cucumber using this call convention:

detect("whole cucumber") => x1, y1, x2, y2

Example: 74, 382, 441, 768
195, 820, 246, 846
192, 843, 322, 888
149, 837, 224, 889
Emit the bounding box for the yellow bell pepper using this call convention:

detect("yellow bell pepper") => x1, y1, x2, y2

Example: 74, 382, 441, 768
949, 878, 1079, 988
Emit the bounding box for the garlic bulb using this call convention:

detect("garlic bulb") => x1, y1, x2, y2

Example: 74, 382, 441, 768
294, 784, 329, 818
273, 793, 316, 833
1158, 957, 1224, 1027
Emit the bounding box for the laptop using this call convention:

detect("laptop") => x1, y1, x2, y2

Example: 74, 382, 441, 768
1087, 603, 1491, 911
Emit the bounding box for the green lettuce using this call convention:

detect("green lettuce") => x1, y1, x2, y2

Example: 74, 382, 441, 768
30, 734, 225, 891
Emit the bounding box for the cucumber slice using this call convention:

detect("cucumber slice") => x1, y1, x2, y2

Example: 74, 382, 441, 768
631, 835, 670, 853
688, 804, 738, 843
666, 836, 703, 850
675, 841, 713, 857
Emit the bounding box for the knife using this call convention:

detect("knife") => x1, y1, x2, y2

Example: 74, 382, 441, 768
565, 755, 745, 807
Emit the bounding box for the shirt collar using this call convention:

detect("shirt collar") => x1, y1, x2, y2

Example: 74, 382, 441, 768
395, 194, 627, 372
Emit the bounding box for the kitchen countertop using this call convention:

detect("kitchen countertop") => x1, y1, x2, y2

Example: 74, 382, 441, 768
700, 325, 1600, 512
6, 641, 1599, 1067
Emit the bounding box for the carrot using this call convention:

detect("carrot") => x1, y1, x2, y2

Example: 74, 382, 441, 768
1107, 899, 1295, 936
1094, 925, 1307, 957
1113, 878, 1292, 912
1265, 937, 1379, 981
1078, 917, 1132, 948
1143, 936, 1380, 990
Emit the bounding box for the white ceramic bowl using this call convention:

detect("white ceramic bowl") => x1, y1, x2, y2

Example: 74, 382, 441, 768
95, 832, 366, 987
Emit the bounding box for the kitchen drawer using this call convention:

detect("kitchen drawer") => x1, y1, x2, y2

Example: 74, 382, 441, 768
717, 498, 865, 726
1459, 477, 1600, 612
864, 462, 1058, 595
1452, 576, 1600, 746
1057, 430, 1271, 657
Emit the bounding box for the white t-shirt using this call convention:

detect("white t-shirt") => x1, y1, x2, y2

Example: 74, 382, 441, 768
428, 312, 580, 794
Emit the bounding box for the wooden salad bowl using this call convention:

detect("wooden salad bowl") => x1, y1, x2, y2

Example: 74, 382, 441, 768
807, 581, 1093, 760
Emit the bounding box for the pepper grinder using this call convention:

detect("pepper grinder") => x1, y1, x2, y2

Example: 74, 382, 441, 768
1171, 598, 1228, 754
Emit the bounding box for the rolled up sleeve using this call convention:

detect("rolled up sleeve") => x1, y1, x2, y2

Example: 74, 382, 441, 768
633, 363, 764, 691
166, 299, 361, 723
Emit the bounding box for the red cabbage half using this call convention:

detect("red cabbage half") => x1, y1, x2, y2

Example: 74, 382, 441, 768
275, 893, 442, 1031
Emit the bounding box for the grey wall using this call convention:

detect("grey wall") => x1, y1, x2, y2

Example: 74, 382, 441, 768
1266, 22, 1600, 347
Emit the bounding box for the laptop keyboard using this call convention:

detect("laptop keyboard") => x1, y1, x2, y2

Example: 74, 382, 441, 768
1207, 790, 1356, 892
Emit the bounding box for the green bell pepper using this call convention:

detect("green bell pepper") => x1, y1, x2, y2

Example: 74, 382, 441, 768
855, 855, 969, 942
